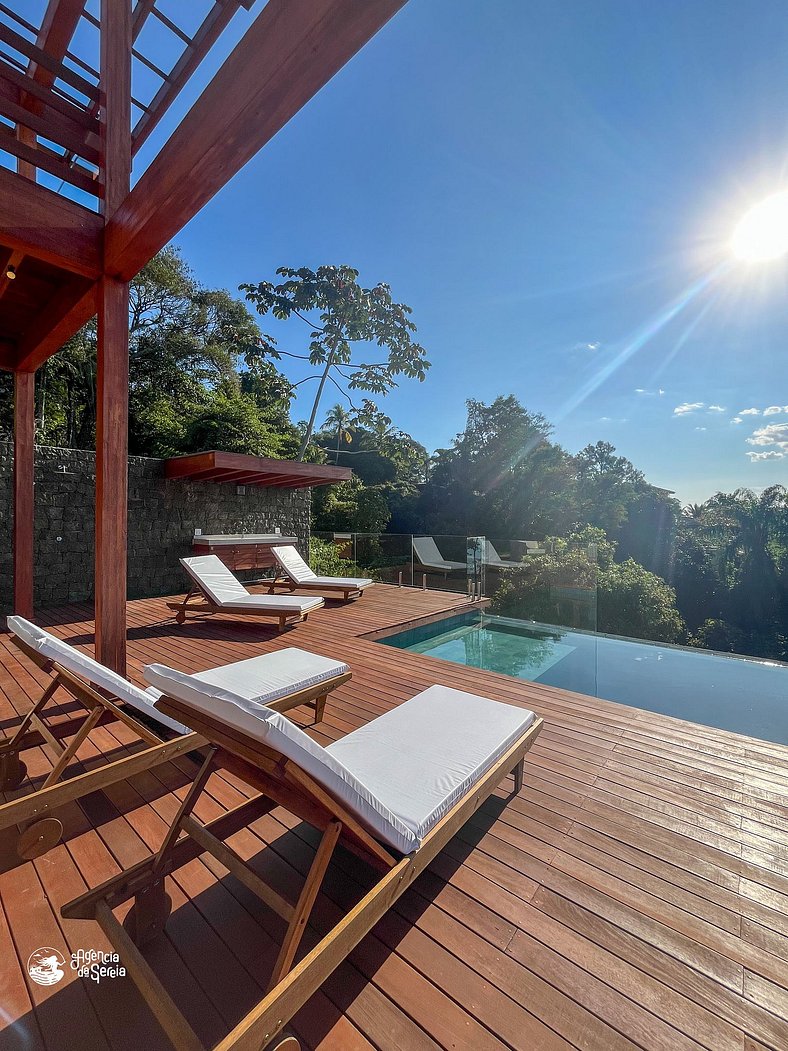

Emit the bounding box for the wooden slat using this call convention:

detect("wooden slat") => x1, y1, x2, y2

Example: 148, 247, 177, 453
0, 74, 99, 160
132, 0, 243, 153
0, 121, 100, 195
0, 20, 97, 100
0, 56, 95, 127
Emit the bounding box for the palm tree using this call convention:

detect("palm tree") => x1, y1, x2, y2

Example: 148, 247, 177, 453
703, 486, 788, 621
323, 404, 353, 461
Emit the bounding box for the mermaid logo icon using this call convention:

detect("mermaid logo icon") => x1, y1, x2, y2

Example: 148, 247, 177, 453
27, 947, 66, 987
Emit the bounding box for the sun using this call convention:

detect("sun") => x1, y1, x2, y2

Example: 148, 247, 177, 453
731, 190, 788, 262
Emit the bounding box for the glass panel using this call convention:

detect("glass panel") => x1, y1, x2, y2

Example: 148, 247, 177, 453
483, 535, 598, 632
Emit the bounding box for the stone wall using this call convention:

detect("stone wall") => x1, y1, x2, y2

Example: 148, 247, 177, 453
0, 442, 311, 610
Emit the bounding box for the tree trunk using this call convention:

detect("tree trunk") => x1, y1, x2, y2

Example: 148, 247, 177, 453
297, 340, 337, 461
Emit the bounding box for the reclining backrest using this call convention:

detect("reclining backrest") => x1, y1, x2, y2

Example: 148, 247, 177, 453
412, 536, 443, 566
484, 540, 503, 563
272, 545, 317, 583
144, 662, 418, 854
6, 616, 186, 733
181, 555, 250, 605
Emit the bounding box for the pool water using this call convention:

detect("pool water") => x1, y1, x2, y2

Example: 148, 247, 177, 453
381, 612, 788, 745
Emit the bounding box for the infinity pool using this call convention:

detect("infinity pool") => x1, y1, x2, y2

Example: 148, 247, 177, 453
381, 612, 788, 744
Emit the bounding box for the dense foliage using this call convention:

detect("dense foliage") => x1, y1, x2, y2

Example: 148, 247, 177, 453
2, 248, 785, 661
490, 529, 686, 643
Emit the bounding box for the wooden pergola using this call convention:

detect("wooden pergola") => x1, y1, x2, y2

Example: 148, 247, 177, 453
0, 0, 404, 673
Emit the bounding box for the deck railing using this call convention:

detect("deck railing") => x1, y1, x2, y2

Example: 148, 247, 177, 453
310, 531, 599, 632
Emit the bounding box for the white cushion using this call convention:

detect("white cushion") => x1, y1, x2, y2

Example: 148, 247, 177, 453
153, 649, 349, 707
272, 542, 374, 589
181, 555, 251, 603
310, 577, 374, 590
272, 545, 317, 583
181, 555, 321, 613
484, 541, 520, 568
139, 668, 534, 855
6, 617, 188, 735
215, 595, 324, 615
412, 537, 465, 571
328, 686, 534, 849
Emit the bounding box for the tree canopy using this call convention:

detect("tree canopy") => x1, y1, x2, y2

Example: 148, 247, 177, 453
240, 265, 430, 459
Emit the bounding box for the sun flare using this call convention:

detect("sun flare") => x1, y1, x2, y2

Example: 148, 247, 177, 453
731, 190, 788, 262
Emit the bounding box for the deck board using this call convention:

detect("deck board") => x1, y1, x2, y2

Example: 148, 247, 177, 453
1, 583, 787, 1051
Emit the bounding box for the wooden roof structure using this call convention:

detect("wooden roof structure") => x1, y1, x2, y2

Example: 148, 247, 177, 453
165, 450, 353, 489
1, 0, 405, 672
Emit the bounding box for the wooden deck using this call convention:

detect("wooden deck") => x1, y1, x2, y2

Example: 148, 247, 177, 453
1, 583, 787, 1051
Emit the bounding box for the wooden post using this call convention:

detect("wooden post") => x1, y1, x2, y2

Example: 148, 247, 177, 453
13, 371, 35, 618
95, 0, 131, 673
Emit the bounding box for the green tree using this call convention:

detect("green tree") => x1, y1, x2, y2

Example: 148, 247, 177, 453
240, 265, 430, 460
490, 527, 684, 643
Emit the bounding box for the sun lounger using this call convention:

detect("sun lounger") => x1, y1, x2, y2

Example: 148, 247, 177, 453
412, 536, 466, 576
168, 555, 324, 630
270, 544, 373, 601
483, 540, 522, 568
0, 617, 350, 860
62, 668, 542, 1051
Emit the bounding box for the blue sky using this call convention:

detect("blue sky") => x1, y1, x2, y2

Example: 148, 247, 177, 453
123, 0, 788, 504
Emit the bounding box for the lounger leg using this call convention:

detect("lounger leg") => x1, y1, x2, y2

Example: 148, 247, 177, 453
122, 748, 217, 947
513, 757, 524, 794
41, 704, 104, 789
267, 819, 342, 992
0, 675, 62, 790
173, 587, 198, 625
313, 694, 328, 723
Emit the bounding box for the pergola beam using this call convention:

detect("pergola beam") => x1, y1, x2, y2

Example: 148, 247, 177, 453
0, 167, 103, 276
105, 0, 406, 280
13, 280, 96, 373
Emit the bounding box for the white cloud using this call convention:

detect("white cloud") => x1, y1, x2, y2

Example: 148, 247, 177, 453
730, 416, 743, 424
573, 341, 601, 352
747, 450, 786, 461
739, 407, 760, 416
674, 401, 704, 416
707, 405, 726, 413
763, 405, 783, 416
634, 388, 646, 394
635, 387, 666, 396
747, 422, 788, 447
694, 426, 707, 432
745, 423, 788, 463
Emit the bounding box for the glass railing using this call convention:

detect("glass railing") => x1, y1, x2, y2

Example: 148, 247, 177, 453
309, 531, 598, 628
310, 530, 788, 665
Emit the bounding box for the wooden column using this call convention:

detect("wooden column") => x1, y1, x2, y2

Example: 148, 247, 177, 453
95, 278, 129, 672
13, 371, 35, 618
95, 0, 131, 672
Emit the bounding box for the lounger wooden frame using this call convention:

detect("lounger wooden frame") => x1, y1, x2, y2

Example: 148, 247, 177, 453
0, 634, 349, 860
62, 692, 543, 1051
167, 586, 324, 630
